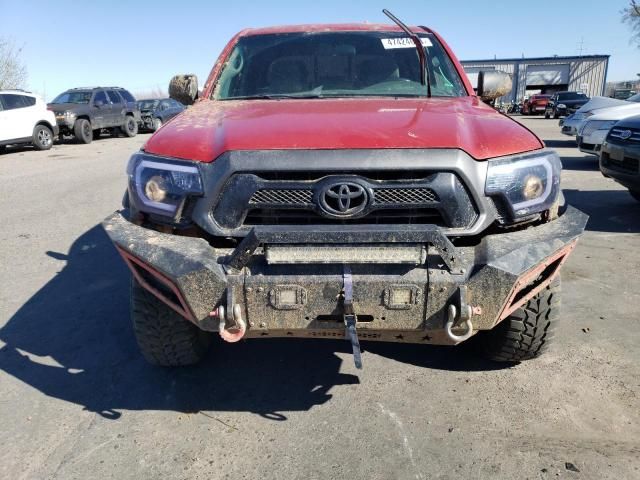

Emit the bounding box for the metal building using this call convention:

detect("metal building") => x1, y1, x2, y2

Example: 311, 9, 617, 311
461, 55, 610, 102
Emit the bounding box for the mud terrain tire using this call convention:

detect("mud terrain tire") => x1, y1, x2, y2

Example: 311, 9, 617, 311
131, 279, 212, 366
477, 277, 560, 362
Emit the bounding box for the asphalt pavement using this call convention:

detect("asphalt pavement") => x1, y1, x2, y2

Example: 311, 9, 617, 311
0, 118, 638, 480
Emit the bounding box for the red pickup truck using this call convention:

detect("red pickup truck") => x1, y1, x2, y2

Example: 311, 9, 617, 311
103, 12, 586, 369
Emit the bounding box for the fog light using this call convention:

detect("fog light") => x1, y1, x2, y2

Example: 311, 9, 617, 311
523, 174, 544, 200
144, 175, 168, 202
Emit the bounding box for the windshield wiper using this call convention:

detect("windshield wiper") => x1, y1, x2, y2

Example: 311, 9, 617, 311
382, 9, 432, 97
226, 94, 328, 100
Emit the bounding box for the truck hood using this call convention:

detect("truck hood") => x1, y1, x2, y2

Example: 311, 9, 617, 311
47, 103, 86, 113
143, 97, 542, 162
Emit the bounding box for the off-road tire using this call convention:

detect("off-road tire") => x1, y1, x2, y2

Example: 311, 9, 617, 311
32, 124, 53, 150
477, 277, 560, 362
122, 115, 138, 137
629, 189, 640, 203
131, 279, 212, 366
0, 145, 6, 154
74, 118, 93, 144
152, 117, 162, 131
544, 111, 550, 119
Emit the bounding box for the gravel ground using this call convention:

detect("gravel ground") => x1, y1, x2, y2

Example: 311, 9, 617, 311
0, 118, 638, 480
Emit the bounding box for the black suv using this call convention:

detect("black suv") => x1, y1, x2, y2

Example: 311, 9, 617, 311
544, 91, 589, 119
48, 87, 141, 144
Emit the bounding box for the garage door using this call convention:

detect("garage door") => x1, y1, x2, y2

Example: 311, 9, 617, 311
526, 64, 570, 85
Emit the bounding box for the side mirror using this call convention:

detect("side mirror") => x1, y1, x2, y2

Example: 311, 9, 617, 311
94, 100, 105, 107
477, 71, 512, 101
169, 74, 199, 106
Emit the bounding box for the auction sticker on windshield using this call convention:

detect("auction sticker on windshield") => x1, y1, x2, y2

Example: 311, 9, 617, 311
381, 37, 433, 49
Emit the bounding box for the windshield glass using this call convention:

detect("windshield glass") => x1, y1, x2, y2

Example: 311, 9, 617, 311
557, 92, 588, 101
138, 100, 160, 110
627, 93, 640, 103
214, 31, 467, 100
51, 91, 92, 104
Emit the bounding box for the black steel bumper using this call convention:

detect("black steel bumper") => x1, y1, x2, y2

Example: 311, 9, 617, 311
102, 207, 587, 345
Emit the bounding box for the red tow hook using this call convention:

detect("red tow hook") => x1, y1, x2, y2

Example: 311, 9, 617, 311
210, 305, 246, 343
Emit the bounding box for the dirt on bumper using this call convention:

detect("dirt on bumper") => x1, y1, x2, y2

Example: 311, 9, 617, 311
102, 207, 587, 345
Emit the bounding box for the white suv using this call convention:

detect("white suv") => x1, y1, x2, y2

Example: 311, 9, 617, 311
0, 90, 58, 153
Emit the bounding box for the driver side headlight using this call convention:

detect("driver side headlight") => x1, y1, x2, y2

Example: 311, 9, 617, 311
485, 150, 561, 221
127, 153, 203, 219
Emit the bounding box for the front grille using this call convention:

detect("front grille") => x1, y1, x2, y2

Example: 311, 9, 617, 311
373, 188, 438, 204
602, 152, 640, 173
608, 127, 640, 144
213, 171, 477, 230
245, 208, 444, 225
250, 189, 313, 205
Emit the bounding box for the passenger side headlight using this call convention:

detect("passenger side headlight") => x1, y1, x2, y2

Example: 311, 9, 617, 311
127, 153, 203, 218
485, 151, 561, 220
557, 103, 567, 109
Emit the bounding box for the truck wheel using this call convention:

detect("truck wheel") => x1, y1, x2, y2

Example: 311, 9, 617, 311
131, 279, 212, 366
629, 189, 640, 203
122, 115, 138, 137
477, 277, 560, 362
32, 124, 54, 150
544, 111, 550, 119
74, 119, 93, 144
0, 145, 6, 154
152, 118, 162, 131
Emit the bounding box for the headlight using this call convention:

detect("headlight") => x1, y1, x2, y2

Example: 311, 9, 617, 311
485, 151, 561, 221
63, 111, 76, 121
557, 103, 567, 109
127, 153, 203, 219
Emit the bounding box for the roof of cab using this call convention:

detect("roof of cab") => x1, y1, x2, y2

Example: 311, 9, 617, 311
239, 23, 432, 36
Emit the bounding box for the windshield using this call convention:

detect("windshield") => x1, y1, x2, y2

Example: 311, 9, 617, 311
51, 91, 92, 104
557, 92, 588, 101
138, 100, 160, 110
627, 93, 640, 103
214, 31, 467, 100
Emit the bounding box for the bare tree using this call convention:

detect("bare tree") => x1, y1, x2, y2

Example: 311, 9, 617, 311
623, 0, 640, 47
0, 37, 27, 89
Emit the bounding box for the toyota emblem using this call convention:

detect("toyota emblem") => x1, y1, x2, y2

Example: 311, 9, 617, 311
319, 181, 368, 217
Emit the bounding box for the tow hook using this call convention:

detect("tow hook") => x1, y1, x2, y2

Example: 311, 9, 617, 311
211, 304, 246, 343
343, 265, 363, 370
445, 285, 481, 342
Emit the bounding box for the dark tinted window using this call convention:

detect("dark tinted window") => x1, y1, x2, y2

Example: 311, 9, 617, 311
106, 90, 122, 104
94, 91, 108, 103
118, 89, 136, 102
0, 94, 28, 110
23, 96, 36, 106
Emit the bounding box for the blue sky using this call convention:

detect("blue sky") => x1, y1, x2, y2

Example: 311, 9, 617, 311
1, 0, 638, 100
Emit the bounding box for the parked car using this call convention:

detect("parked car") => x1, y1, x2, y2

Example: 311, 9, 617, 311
48, 87, 141, 144
102, 15, 586, 368
0, 90, 58, 152
599, 115, 640, 202
138, 98, 184, 132
576, 97, 640, 155
522, 94, 551, 115
562, 94, 640, 137
545, 91, 589, 119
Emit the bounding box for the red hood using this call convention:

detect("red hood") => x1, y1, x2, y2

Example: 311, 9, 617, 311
143, 97, 542, 162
